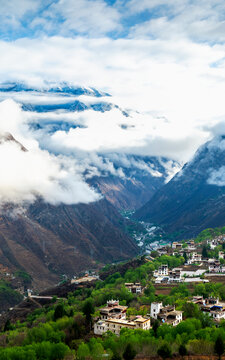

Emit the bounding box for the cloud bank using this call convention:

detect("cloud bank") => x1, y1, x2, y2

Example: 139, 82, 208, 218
0, 0, 225, 204
0, 100, 100, 205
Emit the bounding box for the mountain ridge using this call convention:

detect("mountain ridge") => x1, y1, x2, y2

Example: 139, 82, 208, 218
134, 135, 225, 239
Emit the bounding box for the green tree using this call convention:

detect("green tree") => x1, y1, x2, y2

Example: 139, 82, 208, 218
123, 343, 136, 360
151, 250, 159, 258
3, 319, 12, 332
202, 245, 208, 259
82, 299, 95, 328
215, 335, 224, 360
157, 343, 172, 359
54, 303, 65, 321
152, 320, 160, 336
182, 302, 200, 319
179, 344, 187, 358
183, 252, 187, 263
77, 342, 90, 360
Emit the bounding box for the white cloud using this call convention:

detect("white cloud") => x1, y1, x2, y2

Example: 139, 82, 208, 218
0, 100, 100, 205
208, 166, 225, 186
128, 0, 225, 43
42, 0, 121, 36
1, 1, 225, 204
0, 0, 43, 31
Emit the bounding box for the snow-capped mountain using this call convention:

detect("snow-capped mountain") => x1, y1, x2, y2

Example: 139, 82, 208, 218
0, 81, 182, 287
135, 135, 225, 239
0, 81, 180, 210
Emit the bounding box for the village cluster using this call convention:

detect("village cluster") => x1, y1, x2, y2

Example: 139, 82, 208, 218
152, 237, 225, 284
93, 235, 225, 336
93, 293, 225, 336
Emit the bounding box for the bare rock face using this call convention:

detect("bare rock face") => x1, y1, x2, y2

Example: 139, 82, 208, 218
134, 135, 225, 239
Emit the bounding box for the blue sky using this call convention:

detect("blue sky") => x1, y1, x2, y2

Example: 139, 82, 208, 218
1, 0, 225, 42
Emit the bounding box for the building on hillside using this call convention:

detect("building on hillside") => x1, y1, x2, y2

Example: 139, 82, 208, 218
172, 242, 182, 250
150, 302, 182, 326
187, 252, 202, 265
191, 296, 204, 305
154, 264, 168, 277
125, 283, 143, 294
157, 246, 169, 256
207, 238, 219, 249
99, 300, 127, 320
219, 251, 225, 259
94, 316, 151, 335
191, 296, 225, 322
154, 267, 182, 284
208, 260, 225, 273
195, 297, 225, 322
168, 268, 182, 283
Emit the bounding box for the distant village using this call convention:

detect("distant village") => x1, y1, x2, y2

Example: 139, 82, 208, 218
92, 233, 225, 335
2, 233, 225, 337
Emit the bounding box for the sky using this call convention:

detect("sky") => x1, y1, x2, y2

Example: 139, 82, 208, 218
1, 0, 225, 205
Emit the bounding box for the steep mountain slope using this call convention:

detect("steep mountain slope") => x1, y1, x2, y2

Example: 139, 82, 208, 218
88, 156, 179, 210
0, 82, 180, 290
0, 199, 137, 290
134, 136, 225, 239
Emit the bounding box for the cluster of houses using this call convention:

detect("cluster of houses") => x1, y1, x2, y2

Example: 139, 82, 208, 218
208, 259, 225, 273
192, 296, 225, 322
151, 236, 225, 284
94, 300, 151, 335
154, 265, 182, 284
150, 302, 183, 326
93, 235, 225, 336
94, 299, 185, 336
94, 294, 225, 336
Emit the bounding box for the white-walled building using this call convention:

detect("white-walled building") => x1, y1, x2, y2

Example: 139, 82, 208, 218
172, 242, 182, 250
94, 316, 151, 335
208, 260, 225, 273
151, 302, 163, 319
150, 302, 183, 326
99, 300, 127, 320
154, 264, 168, 277
187, 252, 202, 264
125, 283, 143, 294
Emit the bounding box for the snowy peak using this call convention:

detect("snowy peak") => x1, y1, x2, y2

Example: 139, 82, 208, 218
0, 81, 110, 97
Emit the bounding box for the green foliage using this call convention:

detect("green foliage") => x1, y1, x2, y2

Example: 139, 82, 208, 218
151, 250, 159, 258
82, 299, 95, 325
195, 227, 225, 243
202, 245, 209, 258
123, 343, 136, 360
179, 344, 187, 357
157, 343, 172, 359
5, 248, 225, 359
215, 335, 224, 359
4, 319, 12, 332
53, 304, 65, 321
77, 342, 90, 360
0, 281, 23, 308
0, 341, 69, 360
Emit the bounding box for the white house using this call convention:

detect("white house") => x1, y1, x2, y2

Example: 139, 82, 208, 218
94, 316, 151, 336
150, 302, 183, 326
